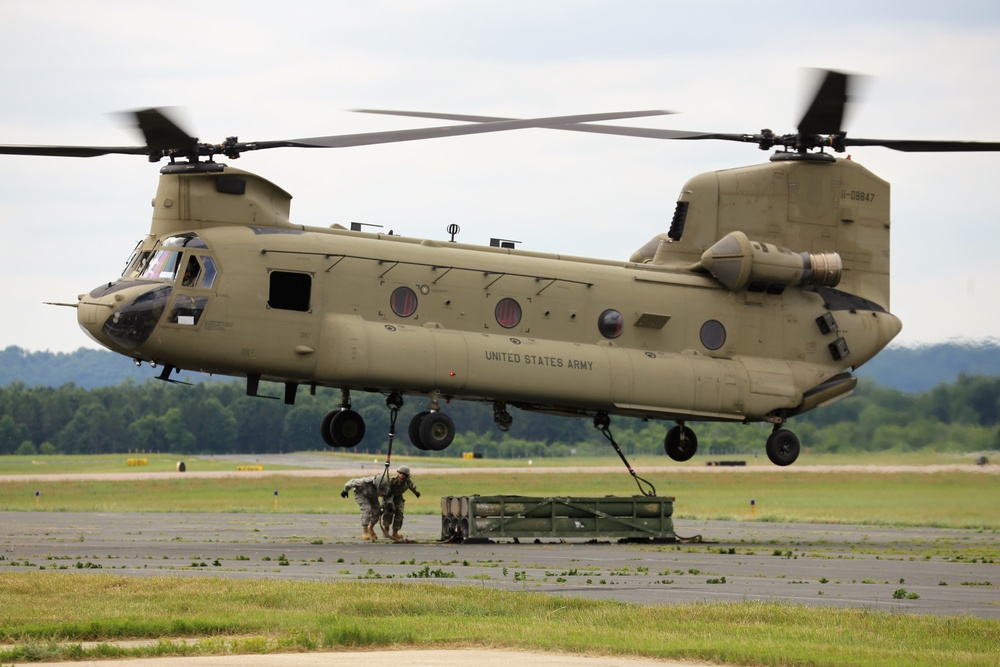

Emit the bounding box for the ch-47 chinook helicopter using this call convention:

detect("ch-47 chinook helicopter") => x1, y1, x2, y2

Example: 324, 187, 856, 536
4, 70, 999, 483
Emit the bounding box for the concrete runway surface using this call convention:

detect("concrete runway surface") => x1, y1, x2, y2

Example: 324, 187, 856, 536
2, 510, 997, 667
2, 510, 997, 617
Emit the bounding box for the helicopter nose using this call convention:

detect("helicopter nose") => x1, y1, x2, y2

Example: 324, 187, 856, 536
77, 294, 114, 348
77, 282, 173, 352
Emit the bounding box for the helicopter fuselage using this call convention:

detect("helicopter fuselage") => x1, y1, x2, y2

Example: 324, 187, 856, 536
77, 157, 901, 464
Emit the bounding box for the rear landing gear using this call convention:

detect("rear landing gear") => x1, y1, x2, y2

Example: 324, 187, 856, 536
664, 423, 698, 462
765, 426, 800, 466
493, 401, 513, 432
408, 392, 455, 451
409, 411, 455, 451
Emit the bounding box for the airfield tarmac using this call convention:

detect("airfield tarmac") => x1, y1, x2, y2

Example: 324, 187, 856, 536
2, 462, 998, 666
2, 510, 997, 618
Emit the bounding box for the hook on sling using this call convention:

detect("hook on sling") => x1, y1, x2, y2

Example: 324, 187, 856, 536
593, 413, 656, 497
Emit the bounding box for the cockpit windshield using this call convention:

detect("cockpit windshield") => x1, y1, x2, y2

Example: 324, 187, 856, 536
140, 249, 182, 281
128, 234, 211, 283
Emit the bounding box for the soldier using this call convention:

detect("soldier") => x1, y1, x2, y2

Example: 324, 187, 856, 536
380, 465, 420, 541
341, 475, 387, 540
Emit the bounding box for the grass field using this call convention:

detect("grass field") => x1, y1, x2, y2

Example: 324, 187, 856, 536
1, 453, 997, 529
0, 449, 990, 475
1, 574, 997, 667
1, 452, 997, 667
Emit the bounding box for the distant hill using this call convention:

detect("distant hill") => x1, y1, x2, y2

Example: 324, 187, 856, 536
854, 340, 1000, 392
0, 346, 160, 389
2, 341, 999, 392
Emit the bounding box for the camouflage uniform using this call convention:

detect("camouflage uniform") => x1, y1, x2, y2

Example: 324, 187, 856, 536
342, 475, 388, 535
383, 466, 420, 537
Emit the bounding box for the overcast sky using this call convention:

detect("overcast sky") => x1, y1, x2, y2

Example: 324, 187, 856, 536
1, 1, 999, 353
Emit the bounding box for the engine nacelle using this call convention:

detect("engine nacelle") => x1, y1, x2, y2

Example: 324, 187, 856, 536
700, 231, 842, 292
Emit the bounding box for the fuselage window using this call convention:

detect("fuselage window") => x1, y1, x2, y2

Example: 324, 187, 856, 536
495, 298, 522, 329
269, 271, 312, 312
598, 309, 624, 339
390, 286, 417, 318
700, 319, 727, 350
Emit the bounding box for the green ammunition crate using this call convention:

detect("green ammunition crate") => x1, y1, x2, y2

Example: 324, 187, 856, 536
440, 495, 675, 542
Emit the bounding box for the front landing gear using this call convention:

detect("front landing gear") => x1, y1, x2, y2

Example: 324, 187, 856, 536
766, 426, 800, 466
664, 423, 698, 462
320, 390, 366, 448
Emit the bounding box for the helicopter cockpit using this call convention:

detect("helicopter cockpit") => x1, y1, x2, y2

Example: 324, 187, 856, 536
84, 233, 220, 351
126, 234, 217, 288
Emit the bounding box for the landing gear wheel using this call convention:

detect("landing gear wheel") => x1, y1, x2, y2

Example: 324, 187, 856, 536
493, 402, 513, 432
320, 410, 338, 448
664, 424, 698, 462
329, 409, 366, 448
409, 411, 431, 450
419, 412, 455, 451
766, 428, 800, 466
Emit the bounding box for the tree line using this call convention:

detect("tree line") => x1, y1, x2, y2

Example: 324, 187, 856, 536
1, 374, 998, 458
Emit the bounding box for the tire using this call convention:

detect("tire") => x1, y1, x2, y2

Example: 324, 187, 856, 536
330, 409, 366, 448
766, 429, 800, 466
409, 411, 430, 450
319, 410, 339, 448
664, 424, 698, 462
418, 412, 455, 451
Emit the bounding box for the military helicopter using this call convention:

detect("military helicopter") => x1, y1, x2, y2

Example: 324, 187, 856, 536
4, 70, 998, 484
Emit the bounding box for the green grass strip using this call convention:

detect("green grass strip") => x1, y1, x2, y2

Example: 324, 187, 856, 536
3, 469, 999, 529
0, 572, 997, 667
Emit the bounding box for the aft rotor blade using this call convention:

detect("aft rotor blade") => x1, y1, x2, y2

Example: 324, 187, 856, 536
352, 108, 731, 142
246, 109, 675, 150
842, 138, 1000, 152
798, 69, 850, 136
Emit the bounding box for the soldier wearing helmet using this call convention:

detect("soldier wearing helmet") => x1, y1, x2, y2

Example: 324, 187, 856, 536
341, 474, 388, 541
380, 465, 420, 541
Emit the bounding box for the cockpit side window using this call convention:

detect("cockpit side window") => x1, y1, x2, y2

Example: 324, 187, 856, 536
199, 256, 218, 289
182, 255, 201, 287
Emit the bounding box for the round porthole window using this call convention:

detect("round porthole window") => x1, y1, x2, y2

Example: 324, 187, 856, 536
598, 309, 624, 339
495, 298, 522, 329
700, 319, 726, 350
390, 286, 417, 318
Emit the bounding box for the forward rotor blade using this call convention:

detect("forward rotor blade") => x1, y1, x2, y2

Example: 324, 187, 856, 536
130, 108, 199, 154
247, 109, 674, 150
0, 144, 150, 158
0, 108, 199, 159
0, 109, 672, 160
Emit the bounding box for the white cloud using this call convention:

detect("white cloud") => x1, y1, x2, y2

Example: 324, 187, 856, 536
2, 1, 1000, 351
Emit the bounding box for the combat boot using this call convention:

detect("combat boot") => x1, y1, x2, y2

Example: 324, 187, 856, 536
368, 525, 378, 541
361, 526, 371, 541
